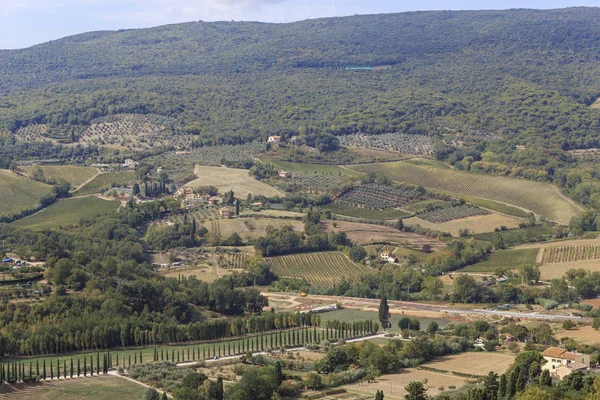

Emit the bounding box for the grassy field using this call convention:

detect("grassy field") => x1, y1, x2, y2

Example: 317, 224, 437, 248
268, 251, 372, 286
266, 160, 360, 177
473, 225, 554, 246
322, 203, 410, 220
459, 249, 539, 272
405, 213, 524, 236
75, 172, 137, 195
0, 375, 147, 400
325, 220, 445, 250
21, 165, 98, 189
320, 309, 451, 332
0, 170, 53, 219
190, 166, 283, 198
349, 160, 580, 224
12, 197, 121, 230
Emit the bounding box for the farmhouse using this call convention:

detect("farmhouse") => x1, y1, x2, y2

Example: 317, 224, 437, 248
379, 251, 397, 264
542, 347, 590, 379
220, 207, 233, 218
123, 159, 138, 169
175, 151, 190, 155
278, 170, 291, 178
268, 135, 281, 143
209, 196, 223, 205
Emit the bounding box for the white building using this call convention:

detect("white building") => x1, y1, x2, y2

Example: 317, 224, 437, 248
542, 347, 590, 379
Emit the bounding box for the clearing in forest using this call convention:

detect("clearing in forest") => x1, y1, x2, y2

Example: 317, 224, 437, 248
268, 251, 371, 286
421, 352, 515, 376
20, 165, 98, 189
348, 160, 581, 225
190, 166, 283, 198
206, 218, 304, 240
0, 170, 53, 219
324, 220, 445, 250
12, 196, 120, 230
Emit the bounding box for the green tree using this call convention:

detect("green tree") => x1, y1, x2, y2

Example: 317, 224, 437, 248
483, 372, 499, 400
375, 390, 385, 400
142, 387, 160, 400
398, 317, 411, 330
422, 276, 444, 299
426, 321, 438, 334
274, 361, 284, 387
379, 294, 390, 330
404, 381, 428, 400
216, 376, 224, 400
498, 374, 507, 399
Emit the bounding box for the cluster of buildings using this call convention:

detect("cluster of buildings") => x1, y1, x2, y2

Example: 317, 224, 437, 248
175, 186, 234, 217
268, 135, 301, 145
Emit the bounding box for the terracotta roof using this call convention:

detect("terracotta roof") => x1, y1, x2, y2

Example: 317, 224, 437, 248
568, 361, 588, 370
542, 347, 567, 358
562, 352, 580, 361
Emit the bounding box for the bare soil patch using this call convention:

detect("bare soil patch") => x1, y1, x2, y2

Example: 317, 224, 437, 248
191, 165, 283, 197
554, 325, 600, 345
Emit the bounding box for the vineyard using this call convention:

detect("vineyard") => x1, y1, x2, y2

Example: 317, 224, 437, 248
75, 172, 138, 195
416, 205, 490, 223
339, 133, 433, 156
78, 113, 191, 152
541, 245, 600, 264
268, 251, 371, 286
336, 183, 422, 209
219, 252, 251, 269
210, 221, 221, 237
349, 160, 581, 225
0, 170, 53, 220
21, 165, 98, 189
287, 174, 349, 194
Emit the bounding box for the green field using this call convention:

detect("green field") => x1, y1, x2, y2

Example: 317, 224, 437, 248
322, 203, 410, 220
0, 375, 147, 400
459, 248, 539, 272
21, 165, 98, 189
473, 225, 554, 246
0, 170, 53, 219
269, 251, 371, 286
75, 172, 137, 195
349, 160, 580, 224
320, 309, 450, 332
12, 196, 120, 230
266, 160, 360, 177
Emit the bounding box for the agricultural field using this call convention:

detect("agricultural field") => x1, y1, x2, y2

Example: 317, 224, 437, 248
78, 113, 190, 152
15, 123, 82, 144
268, 251, 372, 286
553, 325, 600, 346
404, 213, 524, 236
12, 197, 121, 231
145, 142, 267, 184
206, 218, 304, 240
323, 203, 410, 220
540, 244, 600, 264
348, 160, 581, 224
160, 265, 236, 283
75, 171, 138, 195
336, 183, 422, 209
285, 174, 350, 194
266, 160, 360, 177
339, 133, 434, 156
320, 309, 450, 332
0, 375, 147, 400
157, 207, 221, 226
421, 352, 515, 376
20, 165, 99, 189
344, 368, 468, 400
189, 166, 283, 198
459, 249, 539, 273
415, 205, 489, 223
473, 225, 554, 246
324, 220, 445, 250
0, 170, 53, 219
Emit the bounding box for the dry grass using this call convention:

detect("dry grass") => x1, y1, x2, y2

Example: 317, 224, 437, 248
553, 325, 600, 345
344, 368, 469, 399
208, 217, 304, 240
190, 166, 283, 198
324, 220, 445, 250
404, 213, 524, 236
421, 352, 515, 376
160, 265, 237, 283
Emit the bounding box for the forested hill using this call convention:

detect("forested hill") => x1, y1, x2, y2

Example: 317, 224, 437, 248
1, 8, 600, 150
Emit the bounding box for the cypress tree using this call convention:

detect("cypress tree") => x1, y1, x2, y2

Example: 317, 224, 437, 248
216, 377, 224, 400
50, 361, 53, 380
77, 358, 80, 377
140, 351, 142, 363
64, 359, 67, 379
36, 360, 39, 378
43, 360, 46, 380
274, 361, 284, 387
83, 358, 87, 377
70, 358, 73, 378
203, 347, 206, 360
177, 351, 180, 363
128, 354, 131, 367
134, 352, 137, 365
90, 355, 94, 376
29, 363, 32, 382
193, 348, 196, 361
498, 374, 507, 399
187, 348, 190, 361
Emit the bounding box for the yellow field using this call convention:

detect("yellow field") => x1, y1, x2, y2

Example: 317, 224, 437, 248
344, 368, 469, 399
0, 170, 53, 219
21, 165, 99, 189
349, 160, 581, 225
160, 265, 237, 283
554, 325, 600, 345
190, 166, 283, 198
421, 352, 515, 376
404, 213, 524, 236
